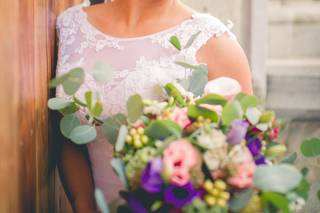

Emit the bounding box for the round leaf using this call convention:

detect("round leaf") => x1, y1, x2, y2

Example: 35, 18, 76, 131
195, 94, 227, 106
300, 138, 320, 157
92, 62, 114, 84
222, 100, 243, 126
69, 125, 97, 144
62, 67, 85, 95
145, 120, 182, 140
115, 125, 128, 152
60, 114, 81, 138
127, 94, 143, 123
240, 95, 258, 111
245, 107, 261, 125
254, 165, 302, 194
111, 158, 128, 188
95, 189, 109, 213
188, 105, 219, 122
102, 114, 128, 144
48, 98, 72, 110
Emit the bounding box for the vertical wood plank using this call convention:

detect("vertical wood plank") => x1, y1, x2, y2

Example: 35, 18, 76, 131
0, 0, 83, 212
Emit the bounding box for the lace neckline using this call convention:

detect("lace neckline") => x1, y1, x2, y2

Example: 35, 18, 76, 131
79, 6, 199, 42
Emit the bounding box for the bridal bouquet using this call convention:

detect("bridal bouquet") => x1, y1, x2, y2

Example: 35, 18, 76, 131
48, 35, 320, 213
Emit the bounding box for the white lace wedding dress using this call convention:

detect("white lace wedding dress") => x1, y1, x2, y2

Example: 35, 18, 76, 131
55, 3, 236, 202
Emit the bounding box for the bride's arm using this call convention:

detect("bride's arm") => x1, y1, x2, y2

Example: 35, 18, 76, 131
197, 34, 253, 95
58, 137, 98, 213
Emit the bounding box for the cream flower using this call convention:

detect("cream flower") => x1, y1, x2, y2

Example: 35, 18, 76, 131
204, 77, 242, 100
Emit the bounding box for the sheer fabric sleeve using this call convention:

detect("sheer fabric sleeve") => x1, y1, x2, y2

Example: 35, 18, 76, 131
55, 7, 90, 122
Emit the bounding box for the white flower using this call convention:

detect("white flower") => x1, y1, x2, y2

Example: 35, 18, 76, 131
143, 102, 168, 115
204, 77, 242, 100
197, 129, 227, 150
204, 146, 228, 171
199, 129, 228, 170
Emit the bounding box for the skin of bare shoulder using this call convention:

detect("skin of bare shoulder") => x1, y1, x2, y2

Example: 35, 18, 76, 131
197, 34, 253, 95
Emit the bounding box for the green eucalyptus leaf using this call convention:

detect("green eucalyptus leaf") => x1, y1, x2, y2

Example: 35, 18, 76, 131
301, 167, 309, 177
60, 114, 81, 138
295, 178, 310, 200
62, 67, 85, 95
48, 98, 72, 110
280, 152, 297, 164
73, 96, 87, 107
91, 101, 103, 118
69, 125, 97, 144
164, 83, 187, 107
235, 92, 246, 102
317, 190, 320, 201
92, 62, 114, 84
49, 73, 69, 88
266, 144, 287, 158
188, 66, 208, 96
254, 165, 302, 194
115, 125, 128, 152
111, 158, 128, 188
259, 111, 275, 123
150, 201, 163, 212
175, 61, 199, 70
240, 95, 258, 111
169, 35, 182, 51
222, 100, 243, 126
85, 91, 93, 110
262, 192, 290, 213
95, 189, 110, 213
184, 31, 201, 49
145, 120, 182, 140
127, 94, 144, 123
59, 102, 79, 114
195, 94, 227, 106
245, 107, 261, 125
188, 105, 219, 122
229, 189, 254, 212
300, 138, 320, 157
102, 113, 128, 144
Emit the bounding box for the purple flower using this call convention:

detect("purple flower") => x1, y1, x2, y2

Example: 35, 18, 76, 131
247, 137, 262, 157
164, 182, 201, 208
255, 155, 267, 165
127, 193, 149, 213
227, 120, 249, 145
141, 158, 163, 193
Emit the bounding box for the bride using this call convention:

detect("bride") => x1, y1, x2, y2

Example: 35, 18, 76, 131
55, 0, 252, 212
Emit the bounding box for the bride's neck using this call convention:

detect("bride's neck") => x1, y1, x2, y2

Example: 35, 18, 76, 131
111, 0, 179, 27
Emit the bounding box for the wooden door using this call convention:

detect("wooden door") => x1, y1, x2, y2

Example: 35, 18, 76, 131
0, 0, 82, 212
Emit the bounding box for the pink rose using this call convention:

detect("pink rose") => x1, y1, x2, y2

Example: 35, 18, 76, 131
169, 108, 191, 129
163, 139, 199, 186
227, 147, 256, 189
204, 77, 242, 101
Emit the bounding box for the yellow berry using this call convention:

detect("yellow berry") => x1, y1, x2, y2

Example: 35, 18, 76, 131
217, 198, 227, 207
134, 140, 143, 148
137, 127, 144, 135
130, 128, 137, 135
205, 118, 211, 123
204, 195, 216, 206
203, 180, 214, 191
141, 135, 149, 144
198, 116, 204, 122
210, 188, 220, 197
220, 192, 230, 200
126, 135, 133, 144
215, 180, 227, 191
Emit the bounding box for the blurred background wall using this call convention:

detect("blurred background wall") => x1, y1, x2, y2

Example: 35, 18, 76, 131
182, 1, 320, 212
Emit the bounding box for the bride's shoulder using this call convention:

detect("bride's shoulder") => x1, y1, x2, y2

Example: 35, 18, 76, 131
192, 13, 236, 40
56, 5, 85, 30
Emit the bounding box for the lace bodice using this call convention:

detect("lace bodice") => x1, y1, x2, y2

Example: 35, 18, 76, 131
55, 3, 236, 201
